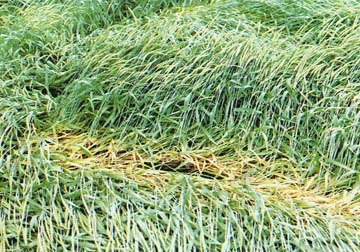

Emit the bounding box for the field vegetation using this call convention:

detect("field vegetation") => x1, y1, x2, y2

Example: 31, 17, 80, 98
1, 0, 360, 251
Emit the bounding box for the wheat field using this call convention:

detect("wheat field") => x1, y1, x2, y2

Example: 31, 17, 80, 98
1, 0, 360, 251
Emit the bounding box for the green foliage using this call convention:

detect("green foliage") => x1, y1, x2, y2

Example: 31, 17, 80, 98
1, 0, 360, 251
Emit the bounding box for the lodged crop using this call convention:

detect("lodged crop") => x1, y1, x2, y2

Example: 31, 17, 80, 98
1, 0, 360, 251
